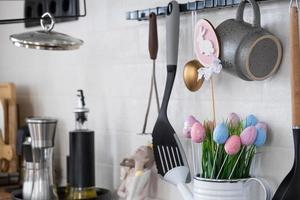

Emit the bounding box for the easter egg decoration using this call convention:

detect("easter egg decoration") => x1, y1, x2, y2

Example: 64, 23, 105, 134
213, 123, 229, 144
211, 123, 229, 178
190, 122, 206, 176
240, 126, 257, 146
194, 19, 220, 68
195, 19, 222, 125
183, 12, 205, 93
183, 60, 205, 92
224, 135, 242, 155
255, 122, 268, 132
184, 19, 221, 91
254, 128, 267, 147
191, 122, 206, 143
243, 114, 258, 128
227, 112, 240, 128
216, 135, 242, 179
228, 126, 258, 179
183, 115, 198, 138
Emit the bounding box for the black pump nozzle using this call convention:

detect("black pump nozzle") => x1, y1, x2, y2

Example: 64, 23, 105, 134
75, 89, 89, 127
77, 89, 85, 107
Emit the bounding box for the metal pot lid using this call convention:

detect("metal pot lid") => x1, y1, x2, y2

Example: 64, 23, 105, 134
10, 30, 83, 50
9, 12, 83, 51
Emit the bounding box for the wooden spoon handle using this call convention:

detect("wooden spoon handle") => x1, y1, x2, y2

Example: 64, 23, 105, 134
291, 7, 300, 127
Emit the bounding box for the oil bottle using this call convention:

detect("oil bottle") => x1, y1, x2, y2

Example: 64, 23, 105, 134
67, 90, 97, 200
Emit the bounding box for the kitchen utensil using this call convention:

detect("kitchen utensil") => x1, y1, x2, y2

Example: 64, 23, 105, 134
0, 83, 17, 173
140, 12, 160, 135
272, 2, 300, 199
272, 169, 294, 199
27, 117, 59, 200
215, 0, 282, 81
149, 13, 160, 113
152, 0, 191, 185
10, 12, 83, 51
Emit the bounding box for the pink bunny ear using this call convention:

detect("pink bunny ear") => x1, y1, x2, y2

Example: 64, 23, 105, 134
194, 19, 220, 67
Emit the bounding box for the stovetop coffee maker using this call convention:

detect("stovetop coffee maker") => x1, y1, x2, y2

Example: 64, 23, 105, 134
26, 117, 58, 200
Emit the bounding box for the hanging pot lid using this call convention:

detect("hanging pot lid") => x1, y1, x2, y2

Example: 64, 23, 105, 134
9, 12, 83, 50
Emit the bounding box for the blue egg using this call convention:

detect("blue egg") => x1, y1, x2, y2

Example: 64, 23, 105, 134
243, 114, 258, 128
213, 123, 229, 144
254, 128, 267, 147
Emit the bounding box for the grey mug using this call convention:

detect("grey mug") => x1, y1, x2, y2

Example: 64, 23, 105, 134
216, 0, 282, 81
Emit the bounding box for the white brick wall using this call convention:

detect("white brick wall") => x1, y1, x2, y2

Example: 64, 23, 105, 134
0, 0, 291, 199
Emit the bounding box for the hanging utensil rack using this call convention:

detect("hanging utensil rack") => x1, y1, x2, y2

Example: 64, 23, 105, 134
0, 0, 86, 25
126, 0, 270, 21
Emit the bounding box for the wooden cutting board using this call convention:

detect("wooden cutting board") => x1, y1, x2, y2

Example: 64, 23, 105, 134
0, 99, 8, 144
0, 84, 17, 173
0, 188, 11, 200
0, 130, 13, 161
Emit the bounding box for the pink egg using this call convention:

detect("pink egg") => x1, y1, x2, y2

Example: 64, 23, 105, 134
185, 115, 198, 127
183, 115, 198, 138
191, 122, 206, 143
227, 112, 240, 127
183, 127, 191, 138
224, 135, 241, 155
240, 126, 257, 146
255, 122, 268, 132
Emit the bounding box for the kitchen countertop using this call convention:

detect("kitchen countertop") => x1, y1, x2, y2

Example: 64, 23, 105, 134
0, 188, 11, 200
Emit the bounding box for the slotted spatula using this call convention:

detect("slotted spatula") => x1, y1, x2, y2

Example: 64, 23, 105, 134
152, 1, 191, 185
273, 2, 300, 199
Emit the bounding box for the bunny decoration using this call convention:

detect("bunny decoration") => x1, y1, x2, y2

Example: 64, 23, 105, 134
196, 27, 215, 56
194, 19, 222, 81
184, 18, 222, 124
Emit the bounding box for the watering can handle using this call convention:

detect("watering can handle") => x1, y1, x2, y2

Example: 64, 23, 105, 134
245, 178, 268, 199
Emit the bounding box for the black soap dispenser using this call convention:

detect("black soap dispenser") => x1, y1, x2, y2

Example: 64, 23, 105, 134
67, 90, 96, 200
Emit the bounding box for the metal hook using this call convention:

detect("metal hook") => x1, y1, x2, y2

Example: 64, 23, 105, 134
40, 12, 55, 32
290, 0, 299, 9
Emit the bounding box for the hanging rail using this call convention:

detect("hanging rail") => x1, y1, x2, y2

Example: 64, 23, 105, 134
126, 0, 270, 21
0, 0, 86, 25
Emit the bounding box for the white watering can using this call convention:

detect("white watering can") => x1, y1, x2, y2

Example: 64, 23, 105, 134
164, 166, 270, 200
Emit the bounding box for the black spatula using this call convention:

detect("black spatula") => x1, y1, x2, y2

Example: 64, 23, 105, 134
272, 4, 300, 200
152, 1, 190, 183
